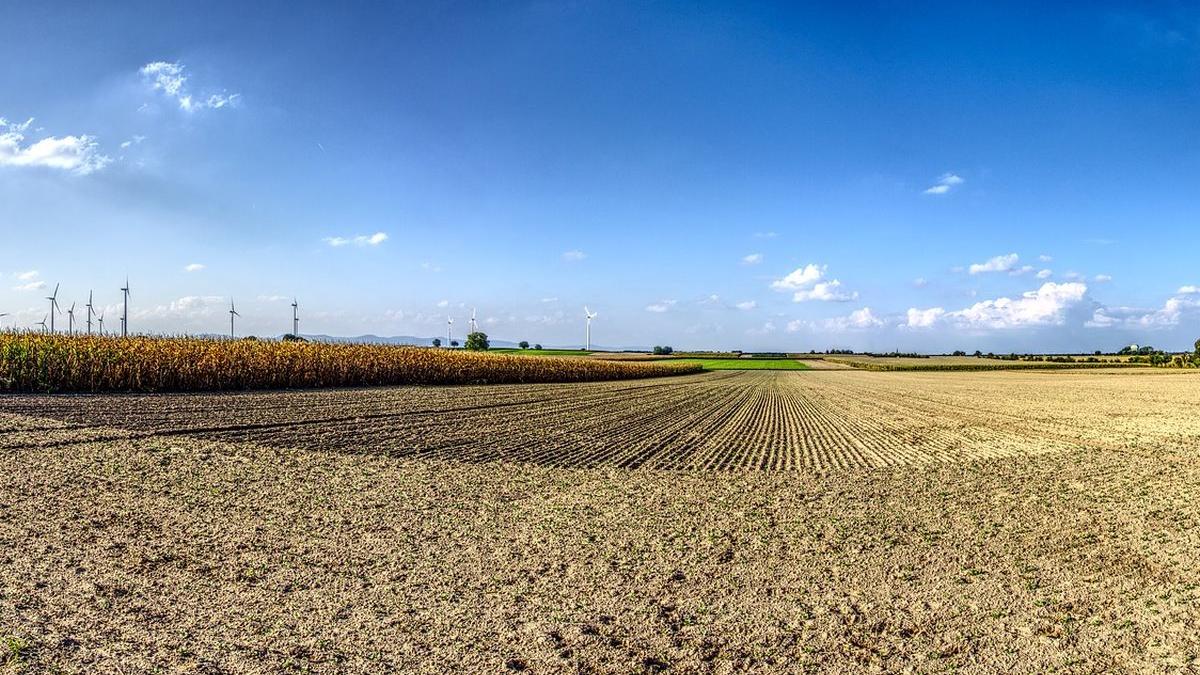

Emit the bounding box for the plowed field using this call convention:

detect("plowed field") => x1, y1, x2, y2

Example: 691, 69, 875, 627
4, 369, 1199, 471
3, 369, 1200, 673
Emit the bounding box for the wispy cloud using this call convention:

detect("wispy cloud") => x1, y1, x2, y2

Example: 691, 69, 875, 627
741, 253, 763, 265
15, 270, 39, 281
968, 253, 1019, 275
1093, 274, 1112, 283
645, 300, 677, 313
1036, 269, 1053, 279
562, 249, 586, 262
140, 61, 240, 112
0, 116, 111, 175
788, 307, 883, 332
735, 300, 757, 311
923, 172, 963, 195
324, 232, 388, 247
184, 263, 205, 272
753, 231, 778, 239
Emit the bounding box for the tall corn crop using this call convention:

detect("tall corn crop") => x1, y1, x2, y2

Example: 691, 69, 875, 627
0, 333, 702, 393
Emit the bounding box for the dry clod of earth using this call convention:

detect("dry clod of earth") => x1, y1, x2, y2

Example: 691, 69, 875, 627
2, 369, 1200, 672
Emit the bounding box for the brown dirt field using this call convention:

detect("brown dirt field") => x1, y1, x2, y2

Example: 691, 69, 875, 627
2, 370, 1200, 672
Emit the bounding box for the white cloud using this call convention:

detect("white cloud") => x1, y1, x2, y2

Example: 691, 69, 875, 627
1179, 285, 1200, 295
13, 281, 46, 291
257, 295, 289, 302
420, 262, 442, 273
753, 231, 778, 239
747, 321, 776, 335
1036, 269, 1053, 279
792, 280, 859, 302
735, 300, 757, 311
770, 264, 825, 291
1094, 274, 1112, 283
436, 300, 449, 308
923, 173, 964, 195
324, 232, 388, 247
15, 270, 38, 281
771, 264, 857, 302
1087, 292, 1200, 330
1010, 265, 1036, 276
562, 250, 586, 262
0, 117, 111, 175
645, 300, 677, 313
1038, 254, 1053, 263
912, 277, 928, 288
791, 308, 884, 332
903, 307, 946, 329
184, 263, 205, 272
540, 297, 558, 303
949, 282, 1088, 329
742, 253, 763, 265
140, 61, 239, 112
968, 253, 1019, 275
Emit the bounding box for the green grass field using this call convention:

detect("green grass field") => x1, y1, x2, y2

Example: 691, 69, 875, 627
670, 358, 811, 371
491, 348, 594, 357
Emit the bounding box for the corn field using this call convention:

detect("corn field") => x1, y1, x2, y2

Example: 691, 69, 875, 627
0, 333, 702, 393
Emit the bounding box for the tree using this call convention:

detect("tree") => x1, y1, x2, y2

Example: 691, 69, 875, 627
432, 337, 442, 348
952, 350, 966, 357
973, 350, 982, 357
451, 340, 459, 347
534, 343, 542, 350
519, 341, 530, 349
465, 331, 490, 351
652, 346, 674, 355
1195, 338, 1200, 355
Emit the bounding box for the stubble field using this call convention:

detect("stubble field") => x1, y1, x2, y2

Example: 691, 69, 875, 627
3, 369, 1200, 672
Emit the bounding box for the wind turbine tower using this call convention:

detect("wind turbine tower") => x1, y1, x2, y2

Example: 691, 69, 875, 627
447, 316, 454, 347
229, 299, 240, 339
37, 315, 49, 332
67, 302, 76, 335
86, 291, 95, 335
97, 312, 105, 336
291, 298, 299, 337
46, 283, 61, 333
584, 306, 597, 351
120, 277, 131, 337
469, 308, 478, 333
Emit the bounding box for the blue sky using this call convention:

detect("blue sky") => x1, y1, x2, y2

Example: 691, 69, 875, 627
1, 1, 1198, 351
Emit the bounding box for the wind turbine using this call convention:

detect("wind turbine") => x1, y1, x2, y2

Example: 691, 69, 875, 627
37, 315, 49, 332
447, 316, 454, 347
469, 307, 478, 333
97, 311, 105, 336
46, 283, 61, 333
120, 277, 130, 337
291, 298, 299, 337
85, 291, 95, 335
229, 299, 240, 338
584, 306, 597, 351
67, 302, 76, 335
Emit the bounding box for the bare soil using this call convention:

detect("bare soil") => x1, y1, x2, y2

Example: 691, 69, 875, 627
2, 370, 1199, 672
